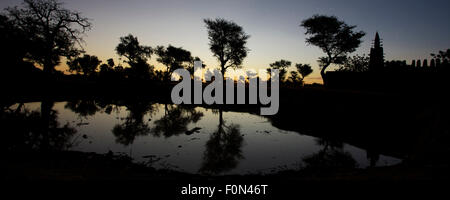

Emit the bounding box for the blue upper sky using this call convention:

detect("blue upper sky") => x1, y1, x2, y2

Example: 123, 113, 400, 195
2, 0, 449, 83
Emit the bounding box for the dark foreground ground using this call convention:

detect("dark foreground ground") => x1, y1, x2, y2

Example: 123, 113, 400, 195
5, 150, 449, 181
4, 150, 449, 199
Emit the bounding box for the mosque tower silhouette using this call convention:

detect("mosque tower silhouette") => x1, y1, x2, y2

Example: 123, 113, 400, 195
369, 32, 384, 71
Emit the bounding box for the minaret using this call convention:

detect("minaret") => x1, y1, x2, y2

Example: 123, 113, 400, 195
369, 32, 384, 71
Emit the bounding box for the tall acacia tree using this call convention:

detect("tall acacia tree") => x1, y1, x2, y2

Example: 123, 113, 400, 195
204, 18, 250, 75
301, 15, 365, 84
6, 0, 92, 74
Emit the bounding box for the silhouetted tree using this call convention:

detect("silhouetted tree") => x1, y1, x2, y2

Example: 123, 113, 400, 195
431, 49, 450, 60
116, 34, 152, 64
288, 71, 301, 84
431, 49, 450, 67
153, 70, 168, 82
186, 57, 206, 77
301, 15, 365, 83
115, 34, 153, 80
99, 58, 125, 81
127, 60, 154, 80
0, 15, 30, 71
5, 0, 92, 75
337, 54, 369, 72
67, 54, 100, 76
107, 58, 115, 68
204, 18, 250, 75
267, 60, 291, 82
99, 63, 110, 74
296, 63, 313, 81
155, 45, 192, 81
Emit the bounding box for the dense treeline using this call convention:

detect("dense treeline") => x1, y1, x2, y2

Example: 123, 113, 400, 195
1, 0, 448, 92
0, 0, 316, 90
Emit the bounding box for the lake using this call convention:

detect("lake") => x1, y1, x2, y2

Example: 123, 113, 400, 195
7, 100, 401, 175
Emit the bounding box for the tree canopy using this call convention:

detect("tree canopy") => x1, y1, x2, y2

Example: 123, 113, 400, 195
301, 15, 365, 83
204, 18, 250, 75
116, 34, 153, 65
155, 45, 192, 80
337, 54, 369, 72
5, 0, 92, 74
0, 15, 29, 69
115, 34, 154, 80
268, 59, 291, 81
296, 63, 313, 80
431, 49, 450, 60
67, 54, 101, 76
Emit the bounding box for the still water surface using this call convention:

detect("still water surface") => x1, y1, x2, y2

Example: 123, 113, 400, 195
18, 101, 401, 175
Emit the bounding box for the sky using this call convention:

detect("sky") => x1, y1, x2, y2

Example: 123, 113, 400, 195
1, 0, 450, 83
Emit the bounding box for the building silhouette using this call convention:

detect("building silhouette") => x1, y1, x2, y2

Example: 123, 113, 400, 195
369, 32, 384, 71
326, 32, 450, 90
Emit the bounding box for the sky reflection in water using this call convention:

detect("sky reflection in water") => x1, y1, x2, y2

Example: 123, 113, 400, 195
19, 102, 401, 175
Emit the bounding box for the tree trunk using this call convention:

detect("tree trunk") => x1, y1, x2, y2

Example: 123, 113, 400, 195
43, 57, 56, 78
220, 63, 226, 76
320, 63, 330, 86
217, 109, 225, 138
219, 109, 223, 127
43, 63, 52, 74
40, 100, 54, 151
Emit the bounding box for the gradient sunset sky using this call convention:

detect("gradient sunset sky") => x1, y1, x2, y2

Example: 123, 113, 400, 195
1, 0, 450, 83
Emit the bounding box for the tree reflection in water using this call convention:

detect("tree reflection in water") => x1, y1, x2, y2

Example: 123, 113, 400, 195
302, 138, 357, 171
112, 100, 156, 146
199, 109, 244, 175
65, 99, 101, 126
65, 99, 100, 119
2, 101, 77, 152
151, 104, 203, 137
